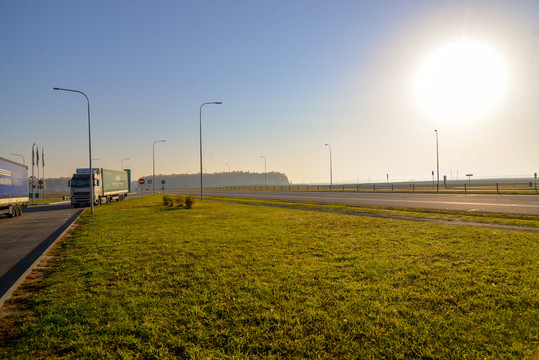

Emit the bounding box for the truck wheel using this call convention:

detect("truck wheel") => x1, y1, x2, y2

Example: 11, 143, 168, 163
18, 205, 23, 216
7, 206, 14, 218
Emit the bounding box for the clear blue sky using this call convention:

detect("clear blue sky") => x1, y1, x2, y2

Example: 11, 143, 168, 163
1, 0, 538, 184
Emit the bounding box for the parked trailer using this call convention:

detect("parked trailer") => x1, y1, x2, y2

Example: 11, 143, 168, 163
69, 168, 129, 207
0, 157, 29, 218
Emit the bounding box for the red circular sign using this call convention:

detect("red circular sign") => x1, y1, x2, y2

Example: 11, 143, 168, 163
138, 178, 145, 185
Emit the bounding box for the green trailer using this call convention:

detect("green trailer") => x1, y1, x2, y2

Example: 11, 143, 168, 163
70, 168, 129, 207
102, 169, 129, 196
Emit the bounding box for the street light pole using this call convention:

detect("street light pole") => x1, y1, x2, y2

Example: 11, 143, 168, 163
260, 156, 266, 186
325, 144, 332, 190
435, 130, 439, 192
53, 87, 94, 213
11, 154, 25, 165
31, 144, 36, 205
121, 158, 130, 171
153, 140, 166, 194
199, 102, 222, 201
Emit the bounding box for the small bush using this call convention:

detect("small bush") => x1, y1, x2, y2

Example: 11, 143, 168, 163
174, 196, 185, 208
184, 195, 195, 209
162, 195, 173, 206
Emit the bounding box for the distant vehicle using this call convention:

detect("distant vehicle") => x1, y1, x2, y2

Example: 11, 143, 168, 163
69, 168, 128, 207
0, 157, 29, 218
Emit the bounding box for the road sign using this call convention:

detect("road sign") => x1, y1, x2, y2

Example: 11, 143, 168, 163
161, 180, 166, 185
138, 178, 145, 185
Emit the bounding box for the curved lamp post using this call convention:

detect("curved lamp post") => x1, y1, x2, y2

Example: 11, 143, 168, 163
153, 140, 166, 194
199, 102, 222, 201
325, 144, 333, 190
31, 144, 36, 204
11, 154, 25, 165
53, 87, 94, 213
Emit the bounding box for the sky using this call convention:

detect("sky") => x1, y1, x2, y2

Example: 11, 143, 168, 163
1, 0, 538, 184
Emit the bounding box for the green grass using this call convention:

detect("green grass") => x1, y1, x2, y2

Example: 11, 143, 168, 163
207, 195, 539, 229
1, 195, 538, 359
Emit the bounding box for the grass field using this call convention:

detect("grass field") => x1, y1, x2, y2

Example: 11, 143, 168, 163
1, 195, 538, 359
208, 195, 539, 229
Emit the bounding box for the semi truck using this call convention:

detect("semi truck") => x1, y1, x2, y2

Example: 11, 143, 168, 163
69, 168, 129, 207
0, 157, 29, 218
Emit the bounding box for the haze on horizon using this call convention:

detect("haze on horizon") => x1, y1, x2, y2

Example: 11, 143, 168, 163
1, 1, 537, 184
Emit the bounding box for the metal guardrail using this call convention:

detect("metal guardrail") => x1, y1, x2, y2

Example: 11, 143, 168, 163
177, 180, 538, 194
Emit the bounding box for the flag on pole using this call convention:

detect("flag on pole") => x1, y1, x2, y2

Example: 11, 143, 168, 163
36, 146, 39, 165
42, 147, 45, 167
32, 146, 35, 166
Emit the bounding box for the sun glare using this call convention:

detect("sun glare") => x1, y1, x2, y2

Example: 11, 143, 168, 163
413, 38, 509, 120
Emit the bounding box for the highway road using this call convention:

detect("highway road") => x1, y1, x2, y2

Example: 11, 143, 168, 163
180, 190, 539, 216
0, 203, 83, 304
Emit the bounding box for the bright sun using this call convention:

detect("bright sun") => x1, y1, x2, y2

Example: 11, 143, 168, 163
413, 38, 509, 120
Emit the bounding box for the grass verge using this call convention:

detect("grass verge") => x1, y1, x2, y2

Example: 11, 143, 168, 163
206, 195, 539, 229
1, 195, 538, 359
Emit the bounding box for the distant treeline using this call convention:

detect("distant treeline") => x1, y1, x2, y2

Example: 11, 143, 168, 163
40, 177, 71, 193
136, 171, 290, 190
38, 171, 290, 193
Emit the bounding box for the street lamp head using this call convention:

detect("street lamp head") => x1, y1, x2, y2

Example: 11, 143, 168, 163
53, 87, 60, 90
215, 102, 222, 104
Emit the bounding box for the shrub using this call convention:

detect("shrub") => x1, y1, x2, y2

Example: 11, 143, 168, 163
173, 196, 185, 208
184, 195, 195, 209
162, 195, 173, 206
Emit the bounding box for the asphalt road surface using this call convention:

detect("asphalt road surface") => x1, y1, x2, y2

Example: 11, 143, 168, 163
0, 203, 83, 302
181, 190, 539, 216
